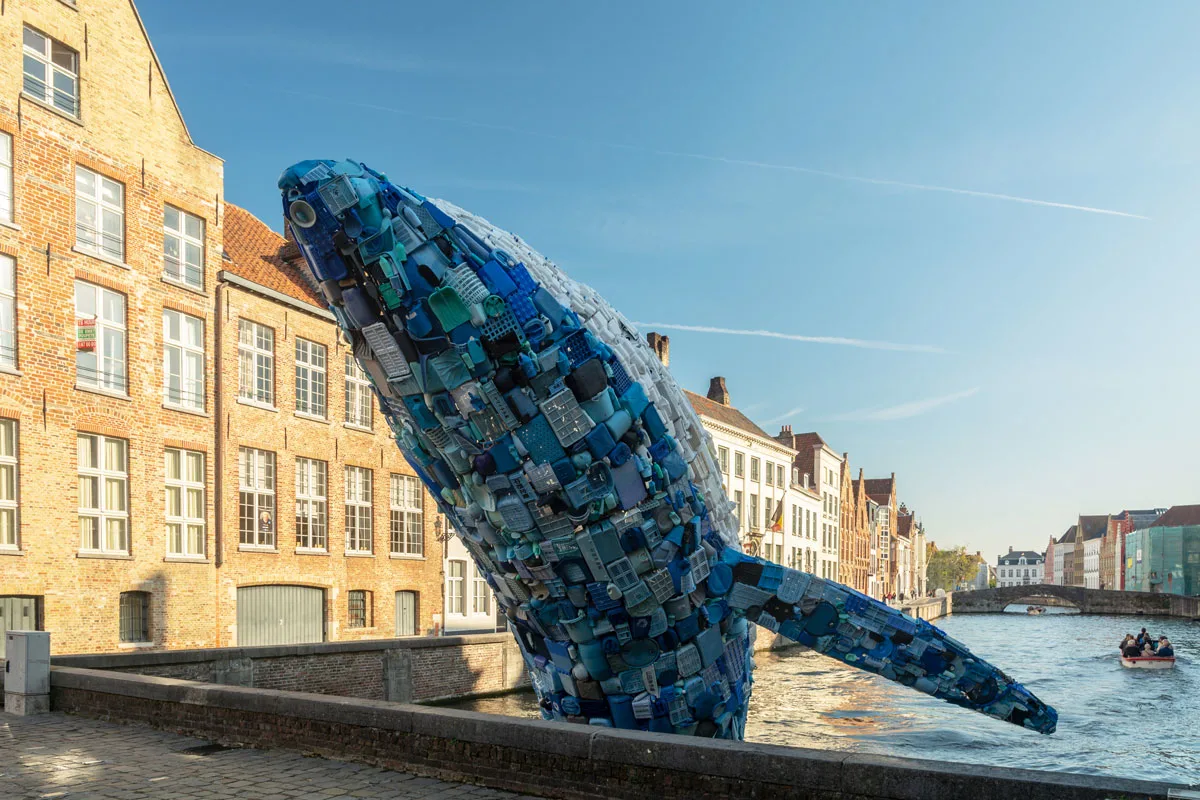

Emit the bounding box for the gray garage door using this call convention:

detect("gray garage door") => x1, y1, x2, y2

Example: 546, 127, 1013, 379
0, 596, 42, 659
395, 591, 417, 637
236, 585, 324, 647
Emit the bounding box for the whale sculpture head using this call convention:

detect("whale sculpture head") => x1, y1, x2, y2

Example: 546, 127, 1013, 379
278, 158, 1057, 737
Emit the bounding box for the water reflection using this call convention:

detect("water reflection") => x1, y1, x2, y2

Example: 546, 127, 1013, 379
447, 612, 1199, 784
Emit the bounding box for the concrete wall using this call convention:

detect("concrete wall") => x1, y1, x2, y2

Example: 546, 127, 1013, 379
47, 633, 526, 705
48, 666, 1185, 800
897, 596, 952, 622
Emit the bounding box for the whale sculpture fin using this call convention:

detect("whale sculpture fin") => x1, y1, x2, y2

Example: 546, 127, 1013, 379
712, 547, 1057, 733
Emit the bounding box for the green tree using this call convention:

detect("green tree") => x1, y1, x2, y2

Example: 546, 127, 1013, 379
926, 546, 980, 591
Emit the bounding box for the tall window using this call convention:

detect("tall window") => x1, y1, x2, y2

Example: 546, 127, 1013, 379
165, 448, 204, 558
0, 132, 12, 223
765, 461, 774, 487
717, 446, 729, 474
163, 309, 204, 411
345, 466, 372, 553
344, 355, 373, 429
448, 560, 466, 614
750, 457, 760, 482
389, 474, 423, 556
75, 166, 123, 262
777, 464, 785, 487
733, 452, 744, 478
733, 490, 743, 526
294, 338, 326, 418
0, 254, 14, 369
163, 205, 204, 289
119, 592, 149, 643
22, 27, 79, 117
749, 494, 759, 531
295, 457, 327, 551
238, 320, 274, 406
75, 281, 126, 393
0, 420, 16, 550
78, 434, 128, 554
472, 566, 490, 615
348, 590, 372, 628
238, 447, 275, 548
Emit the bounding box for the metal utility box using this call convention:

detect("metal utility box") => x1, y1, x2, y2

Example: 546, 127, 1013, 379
5, 630, 50, 696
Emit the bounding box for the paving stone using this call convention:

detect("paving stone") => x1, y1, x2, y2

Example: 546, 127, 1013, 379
0, 714, 545, 800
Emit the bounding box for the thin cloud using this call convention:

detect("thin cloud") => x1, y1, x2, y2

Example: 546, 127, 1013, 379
634, 322, 945, 354
278, 90, 1149, 220
829, 388, 980, 422
764, 406, 806, 424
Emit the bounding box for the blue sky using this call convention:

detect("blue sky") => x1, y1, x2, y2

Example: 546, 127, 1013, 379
141, 1, 1200, 559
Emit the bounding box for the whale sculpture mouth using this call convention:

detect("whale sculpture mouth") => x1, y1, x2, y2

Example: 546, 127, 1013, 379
277, 158, 1058, 738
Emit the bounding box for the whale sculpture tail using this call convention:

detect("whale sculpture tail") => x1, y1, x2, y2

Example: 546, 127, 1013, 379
278, 158, 1056, 737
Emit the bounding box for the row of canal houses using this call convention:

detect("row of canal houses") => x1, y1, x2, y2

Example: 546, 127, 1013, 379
1044, 505, 1200, 596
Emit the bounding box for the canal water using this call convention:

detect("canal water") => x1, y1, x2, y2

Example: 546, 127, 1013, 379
447, 608, 1199, 784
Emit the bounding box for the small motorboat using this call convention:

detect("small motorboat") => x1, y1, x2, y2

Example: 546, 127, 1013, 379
1026, 605, 1046, 615
1120, 655, 1176, 670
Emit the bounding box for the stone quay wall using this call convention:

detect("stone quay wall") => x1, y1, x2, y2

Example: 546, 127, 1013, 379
49, 666, 1184, 800
46, 633, 526, 705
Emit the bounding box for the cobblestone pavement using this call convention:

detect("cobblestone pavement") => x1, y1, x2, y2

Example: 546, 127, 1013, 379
1, 713, 546, 800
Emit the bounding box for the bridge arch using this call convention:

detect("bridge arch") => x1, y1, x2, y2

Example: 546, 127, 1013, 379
950, 584, 1196, 617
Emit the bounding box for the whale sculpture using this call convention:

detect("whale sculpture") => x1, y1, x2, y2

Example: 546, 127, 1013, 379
278, 159, 1057, 738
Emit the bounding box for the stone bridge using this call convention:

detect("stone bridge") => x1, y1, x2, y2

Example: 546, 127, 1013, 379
951, 584, 1200, 618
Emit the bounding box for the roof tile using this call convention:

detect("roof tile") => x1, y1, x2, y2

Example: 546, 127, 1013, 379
222, 204, 324, 308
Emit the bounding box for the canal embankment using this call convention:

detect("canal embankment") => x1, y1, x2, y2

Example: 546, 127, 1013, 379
47, 664, 1189, 800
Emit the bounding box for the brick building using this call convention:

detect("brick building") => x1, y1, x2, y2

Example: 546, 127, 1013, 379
864, 475, 898, 597
837, 459, 870, 595
0, 0, 442, 655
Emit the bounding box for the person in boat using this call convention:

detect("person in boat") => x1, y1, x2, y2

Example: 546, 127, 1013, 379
1136, 628, 1152, 648
1156, 637, 1174, 658
1122, 637, 1142, 658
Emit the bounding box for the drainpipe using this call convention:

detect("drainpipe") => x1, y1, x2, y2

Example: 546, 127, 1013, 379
214, 278, 226, 646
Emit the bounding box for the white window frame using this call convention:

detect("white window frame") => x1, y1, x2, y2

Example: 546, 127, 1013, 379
295, 457, 327, 552
22, 26, 79, 117
389, 473, 424, 557
733, 452, 744, 478
294, 338, 327, 419
472, 564, 490, 615
74, 166, 124, 262
344, 465, 373, 554
0, 132, 12, 224
75, 280, 126, 394
238, 447, 275, 549
344, 354, 373, 430
163, 205, 205, 290
162, 308, 205, 411
750, 457, 760, 483
78, 433, 128, 555
0, 419, 17, 550
165, 448, 205, 558
238, 319, 274, 407
448, 560, 466, 615
0, 254, 14, 370
764, 461, 774, 487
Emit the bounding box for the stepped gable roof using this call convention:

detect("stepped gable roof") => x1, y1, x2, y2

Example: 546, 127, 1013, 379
685, 390, 773, 441
223, 204, 323, 308
1149, 504, 1200, 528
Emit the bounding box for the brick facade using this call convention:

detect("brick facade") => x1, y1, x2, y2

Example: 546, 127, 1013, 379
0, 0, 442, 654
